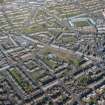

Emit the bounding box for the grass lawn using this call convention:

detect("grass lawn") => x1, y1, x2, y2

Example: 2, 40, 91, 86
61, 12, 80, 18
58, 36, 76, 44
41, 46, 80, 66
77, 75, 91, 86
74, 20, 90, 27
9, 68, 33, 93
30, 70, 43, 80
44, 58, 58, 69
22, 24, 48, 34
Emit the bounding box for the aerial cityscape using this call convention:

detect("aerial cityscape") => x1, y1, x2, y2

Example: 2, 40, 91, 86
0, 0, 105, 105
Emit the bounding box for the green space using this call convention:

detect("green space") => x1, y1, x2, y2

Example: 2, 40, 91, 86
30, 69, 45, 80
30, 71, 40, 80
44, 58, 58, 69
58, 69, 70, 78
77, 75, 91, 86
58, 36, 77, 45
69, 59, 80, 66
61, 12, 80, 18
43, 52, 62, 69
88, 98, 97, 105
74, 20, 90, 27
22, 24, 48, 34
42, 46, 81, 67
9, 68, 33, 93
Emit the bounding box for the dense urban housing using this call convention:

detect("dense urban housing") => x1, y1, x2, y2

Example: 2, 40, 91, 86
0, 0, 105, 105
